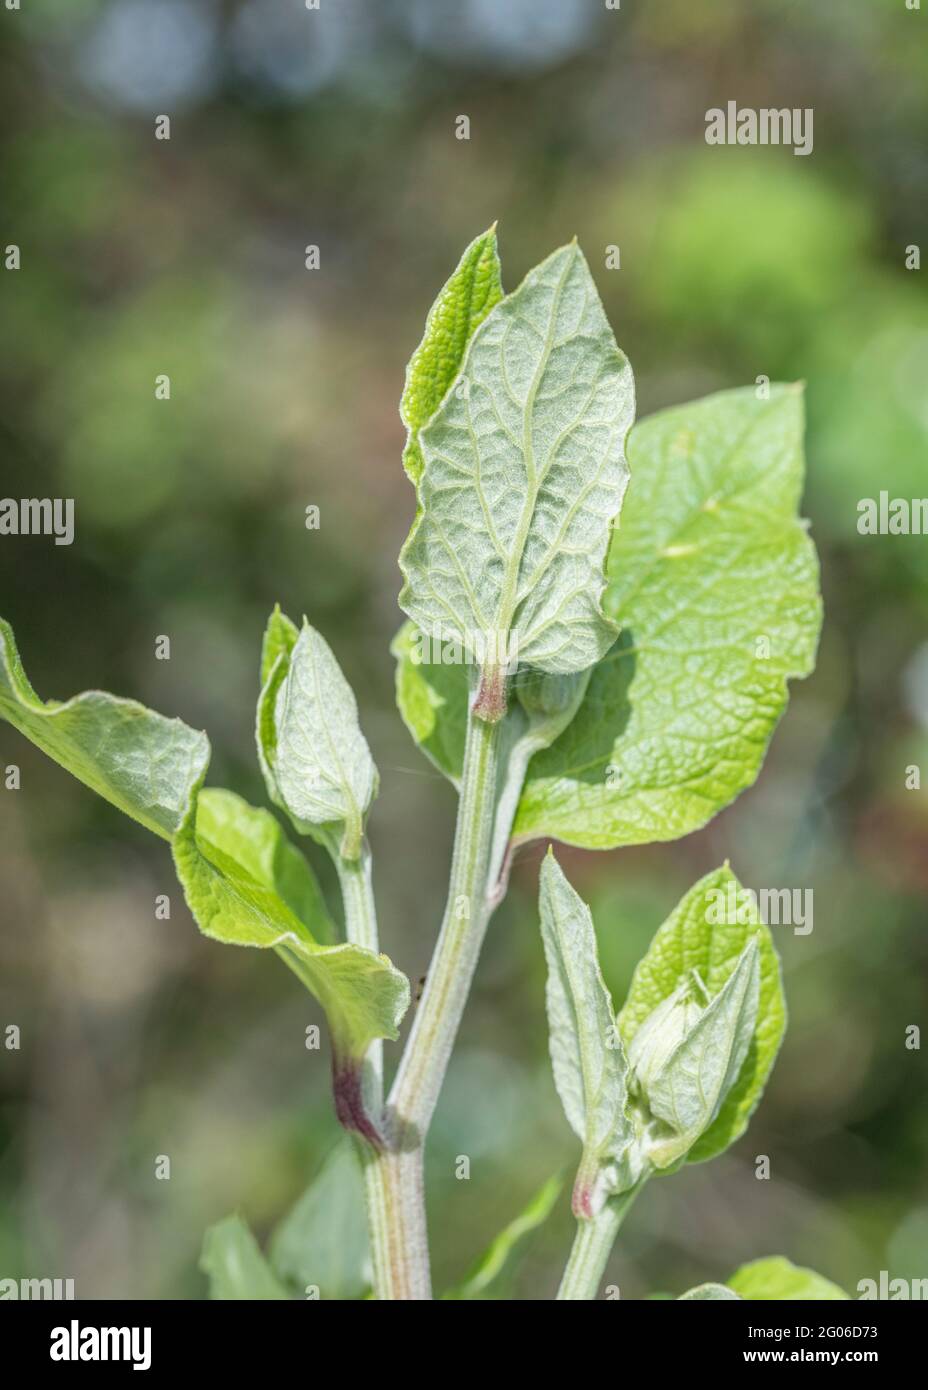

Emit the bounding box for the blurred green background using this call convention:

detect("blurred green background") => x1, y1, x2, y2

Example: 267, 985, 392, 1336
1, 0, 926, 1300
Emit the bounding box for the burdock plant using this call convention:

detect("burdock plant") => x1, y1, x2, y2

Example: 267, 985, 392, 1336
0, 228, 830, 1301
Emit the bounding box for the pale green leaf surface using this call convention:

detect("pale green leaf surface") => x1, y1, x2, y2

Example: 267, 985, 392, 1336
539, 853, 628, 1155
514, 385, 822, 847
270, 1141, 369, 1300
678, 1283, 741, 1301
0, 616, 209, 841
174, 790, 408, 1065
399, 242, 635, 676
618, 866, 785, 1164
443, 1173, 564, 1300
401, 226, 503, 486
728, 1256, 850, 1301
200, 1215, 290, 1300
259, 617, 378, 861
196, 787, 335, 944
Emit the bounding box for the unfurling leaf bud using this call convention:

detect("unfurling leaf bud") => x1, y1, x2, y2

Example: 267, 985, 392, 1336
628, 939, 761, 1169
626, 969, 709, 1095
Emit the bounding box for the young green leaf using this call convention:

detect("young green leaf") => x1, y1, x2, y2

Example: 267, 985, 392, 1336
728, 1256, 850, 1301
196, 787, 336, 944
0, 616, 209, 840
539, 852, 631, 1215
443, 1173, 564, 1300
678, 1283, 741, 1301
624, 970, 708, 1098
514, 384, 822, 847
174, 787, 408, 1141
200, 1214, 290, 1300
269, 1141, 370, 1300
399, 241, 635, 713
634, 939, 760, 1168
390, 619, 468, 787
260, 602, 299, 688
618, 865, 785, 1164
258, 614, 378, 862
401, 225, 504, 487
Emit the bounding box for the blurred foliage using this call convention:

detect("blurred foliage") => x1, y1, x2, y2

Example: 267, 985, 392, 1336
0, 0, 926, 1299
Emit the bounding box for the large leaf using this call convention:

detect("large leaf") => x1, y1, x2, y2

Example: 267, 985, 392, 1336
270, 1141, 369, 1300
200, 1215, 290, 1300
514, 385, 822, 847
618, 866, 785, 1164
443, 1173, 564, 1300
392, 386, 820, 851
728, 1256, 849, 1301
0, 616, 209, 840
539, 852, 630, 1213
174, 787, 408, 1118
196, 787, 335, 944
400, 226, 503, 487
257, 614, 378, 862
399, 242, 635, 692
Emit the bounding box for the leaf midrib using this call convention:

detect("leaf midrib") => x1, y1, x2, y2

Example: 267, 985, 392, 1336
493, 245, 577, 651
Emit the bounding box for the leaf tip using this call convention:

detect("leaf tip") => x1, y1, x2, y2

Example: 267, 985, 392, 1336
540, 844, 560, 879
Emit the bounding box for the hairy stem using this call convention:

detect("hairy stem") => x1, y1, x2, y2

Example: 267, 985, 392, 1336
335, 842, 383, 1105
355, 1141, 429, 1301
384, 702, 504, 1297
333, 841, 419, 1300
557, 1189, 640, 1300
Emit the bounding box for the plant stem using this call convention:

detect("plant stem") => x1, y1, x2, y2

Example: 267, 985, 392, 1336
384, 704, 504, 1296
354, 1141, 430, 1301
557, 1189, 640, 1300
333, 841, 418, 1299
335, 843, 382, 1104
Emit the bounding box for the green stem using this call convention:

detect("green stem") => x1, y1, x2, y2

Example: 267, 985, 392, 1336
334, 842, 382, 1105
332, 840, 416, 1300
384, 703, 504, 1297
284, 816, 446, 1298
557, 1189, 640, 1300
353, 1141, 429, 1301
